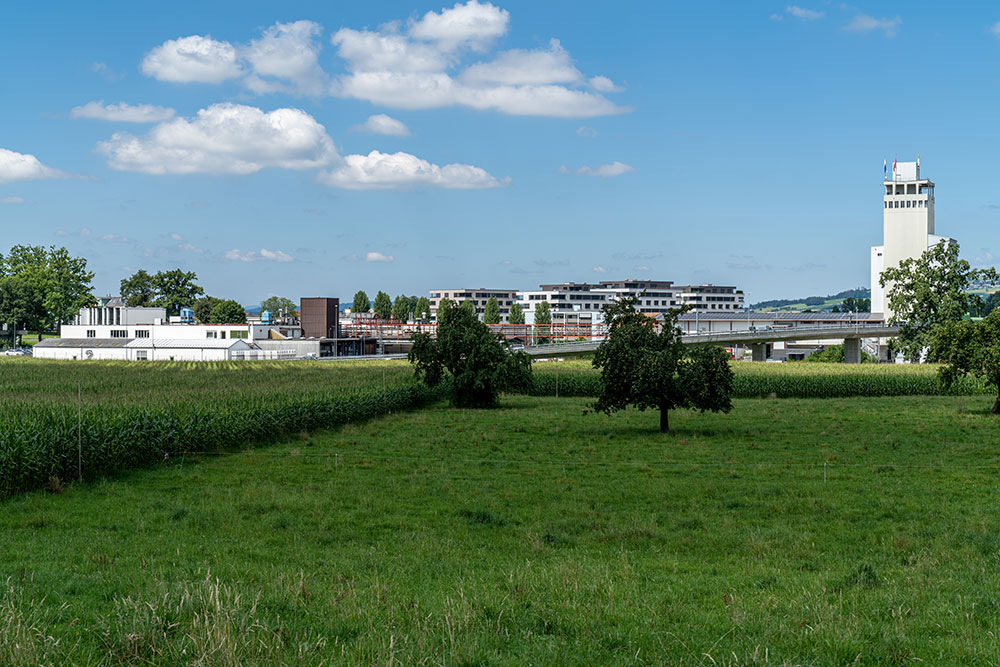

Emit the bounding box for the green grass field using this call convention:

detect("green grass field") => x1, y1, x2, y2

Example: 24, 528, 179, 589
5, 393, 1000, 664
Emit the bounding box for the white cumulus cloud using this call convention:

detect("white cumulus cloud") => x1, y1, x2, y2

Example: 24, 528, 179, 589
845, 14, 901, 36
559, 161, 635, 177
356, 114, 410, 136
991, 21, 1000, 38
592, 266, 607, 274
409, 0, 510, 52
588, 75, 623, 92
461, 39, 580, 86
141, 35, 243, 83
365, 251, 394, 262
0, 148, 69, 184
786, 5, 825, 20
97, 103, 338, 175
138, 7, 627, 118
224, 248, 294, 262
71, 101, 176, 123
242, 20, 328, 95
318, 150, 506, 190
0, 196, 25, 204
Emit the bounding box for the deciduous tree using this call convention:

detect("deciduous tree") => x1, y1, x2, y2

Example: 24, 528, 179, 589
120, 269, 157, 307
534, 300, 551, 344
415, 296, 432, 322
209, 299, 246, 324
592, 297, 734, 433
392, 294, 411, 322
193, 296, 221, 324
483, 296, 501, 324
508, 302, 524, 325
932, 310, 1000, 414
881, 242, 997, 358
352, 290, 370, 314
260, 296, 297, 318
373, 291, 393, 319
153, 269, 204, 317
409, 300, 531, 408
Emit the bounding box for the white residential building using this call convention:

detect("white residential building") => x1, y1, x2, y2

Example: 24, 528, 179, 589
871, 157, 952, 317
517, 283, 609, 325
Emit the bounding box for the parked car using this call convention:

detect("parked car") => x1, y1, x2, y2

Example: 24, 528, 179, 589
2, 348, 30, 356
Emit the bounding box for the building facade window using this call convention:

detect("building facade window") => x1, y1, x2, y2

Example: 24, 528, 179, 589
86, 329, 96, 338
135, 330, 150, 338
110, 330, 128, 338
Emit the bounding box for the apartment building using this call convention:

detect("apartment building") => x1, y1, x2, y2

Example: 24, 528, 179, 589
593, 279, 678, 314
428, 288, 519, 322
517, 282, 609, 324
673, 284, 744, 312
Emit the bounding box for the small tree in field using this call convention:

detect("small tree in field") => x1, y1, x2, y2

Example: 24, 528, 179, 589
483, 296, 501, 324
409, 299, 531, 408
592, 297, 733, 432
932, 309, 1000, 414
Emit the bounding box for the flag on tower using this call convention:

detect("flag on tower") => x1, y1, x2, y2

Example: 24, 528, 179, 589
883, 159, 887, 179
892, 157, 897, 175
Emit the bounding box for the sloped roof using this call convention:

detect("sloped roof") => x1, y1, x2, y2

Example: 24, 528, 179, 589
125, 338, 252, 349
35, 338, 134, 348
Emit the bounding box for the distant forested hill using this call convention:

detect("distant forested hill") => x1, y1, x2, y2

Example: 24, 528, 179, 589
752, 288, 870, 310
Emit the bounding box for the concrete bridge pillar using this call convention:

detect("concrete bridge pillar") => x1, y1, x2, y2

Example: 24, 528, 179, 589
751, 343, 767, 362
844, 338, 861, 364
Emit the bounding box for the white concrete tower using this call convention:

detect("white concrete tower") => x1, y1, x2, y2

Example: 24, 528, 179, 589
871, 157, 943, 317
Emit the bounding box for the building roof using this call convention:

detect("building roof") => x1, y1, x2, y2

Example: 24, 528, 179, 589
125, 339, 252, 349
675, 312, 882, 322
35, 337, 134, 348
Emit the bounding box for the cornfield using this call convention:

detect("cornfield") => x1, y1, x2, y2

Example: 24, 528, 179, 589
0, 359, 433, 497
530, 360, 990, 398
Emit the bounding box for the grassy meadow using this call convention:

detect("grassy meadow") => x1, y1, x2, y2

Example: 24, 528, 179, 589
5, 392, 1000, 664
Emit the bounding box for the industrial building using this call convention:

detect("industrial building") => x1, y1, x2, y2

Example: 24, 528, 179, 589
870, 158, 953, 317
428, 288, 519, 322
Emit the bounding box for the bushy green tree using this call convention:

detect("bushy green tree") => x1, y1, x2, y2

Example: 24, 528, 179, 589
373, 291, 392, 319
120, 269, 157, 307
260, 296, 297, 318
435, 297, 453, 322
459, 300, 477, 318
415, 296, 432, 322
534, 300, 551, 344
193, 296, 221, 324
153, 269, 204, 317
508, 302, 524, 325
409, 300, 532, 408
932, 310, 1000, 414
209, 299, 246, 324
483, 296, 501, 324
881, 242, 997, 358
1, 245, 94, 329
0, 276, 44, 346
392, 294, 411, 322
352, 290, 370, 314
592, 297, 734, 433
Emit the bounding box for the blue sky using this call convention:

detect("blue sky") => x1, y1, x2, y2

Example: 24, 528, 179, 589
3, 1, 1000, 306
